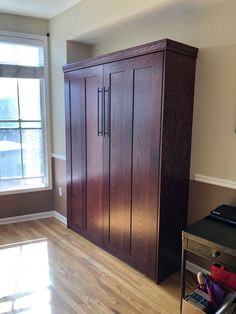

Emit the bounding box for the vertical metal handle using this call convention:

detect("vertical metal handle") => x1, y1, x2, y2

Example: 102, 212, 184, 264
103, 87, 109, 137
97, 88, 103, 136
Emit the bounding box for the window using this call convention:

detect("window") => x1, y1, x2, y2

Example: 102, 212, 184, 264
0, 32, 51, 194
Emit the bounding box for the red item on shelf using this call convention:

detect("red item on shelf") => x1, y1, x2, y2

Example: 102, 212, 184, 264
211, 264, 236, 291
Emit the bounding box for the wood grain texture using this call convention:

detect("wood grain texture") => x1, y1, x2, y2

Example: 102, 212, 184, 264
65, 79, 72, 228
105, 65, 133, 253
157, 50, 197, 282
103, 54, 164, 279
86, 75, 104, 244
0, 218, 184, 314
65, 66, 104, 245
131, 53, 163, 279
70, 77, 86, 229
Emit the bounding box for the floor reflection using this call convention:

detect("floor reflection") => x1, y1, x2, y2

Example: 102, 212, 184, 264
0, 239, 51, 314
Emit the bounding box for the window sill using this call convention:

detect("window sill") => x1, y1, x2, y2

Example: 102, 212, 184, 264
0, 184, 52, 196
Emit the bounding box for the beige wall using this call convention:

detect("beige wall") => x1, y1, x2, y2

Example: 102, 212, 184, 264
52, 158, 66, 217
0, 14, 54, 218
0, 13, 48, 35
67, 41, 92, 63
0, 191, 53, 219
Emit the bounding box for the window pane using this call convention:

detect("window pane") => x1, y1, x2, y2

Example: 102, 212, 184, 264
0, 43, 43, 66
16, 45, 41, 66
0, 36, 48, 192
0, 130, 22, 180
0, 178, 44, 190
0, 43, 16, 64
21, 122, 41, 129
0, 122, 19, 129
0, 78, 18, 120
22, 130, 43, 178
18, 79, 41, 120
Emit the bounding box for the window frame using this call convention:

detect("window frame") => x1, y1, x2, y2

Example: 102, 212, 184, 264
0, 31, 52, 196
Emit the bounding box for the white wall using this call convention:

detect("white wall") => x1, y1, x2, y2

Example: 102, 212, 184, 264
49, 0, 236, 182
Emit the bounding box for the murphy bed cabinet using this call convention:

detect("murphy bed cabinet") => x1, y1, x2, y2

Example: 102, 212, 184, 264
63, 39, 198, 283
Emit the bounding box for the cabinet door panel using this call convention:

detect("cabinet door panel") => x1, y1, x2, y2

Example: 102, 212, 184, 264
70, 78, 86, 229
108, 71, 133, 253
131, 62, 163, 278
104, 53, 163, 278
86, 75, 104, 241
66, 66, 103, 244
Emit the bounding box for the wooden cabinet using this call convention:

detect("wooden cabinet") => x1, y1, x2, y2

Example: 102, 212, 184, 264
103, 53, 163, 279
65, 65, 104, 246
64, 39, 198, 282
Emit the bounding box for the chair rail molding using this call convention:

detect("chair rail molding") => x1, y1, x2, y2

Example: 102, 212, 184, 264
194, 174, 236, 190
51, 153, 66, 160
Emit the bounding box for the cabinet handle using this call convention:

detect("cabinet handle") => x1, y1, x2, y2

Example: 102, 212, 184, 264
104, 87, 109, 137
97, 88, 103, 136
212, 251, 220, 258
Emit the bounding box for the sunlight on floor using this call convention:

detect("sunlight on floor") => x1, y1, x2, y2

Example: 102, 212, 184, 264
0, 239, 51, 314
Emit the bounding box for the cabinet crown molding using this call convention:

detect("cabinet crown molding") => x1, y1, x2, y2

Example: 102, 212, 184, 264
63, 38, 198, 73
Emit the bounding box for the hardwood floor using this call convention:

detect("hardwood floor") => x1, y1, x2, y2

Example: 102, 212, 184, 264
0, 218, 193, 314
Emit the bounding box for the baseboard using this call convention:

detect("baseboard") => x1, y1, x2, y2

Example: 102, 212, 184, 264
186, 260, 209, 275
54, 211, 67, 225
0, 211, 67, 225
0, 211, 55, 225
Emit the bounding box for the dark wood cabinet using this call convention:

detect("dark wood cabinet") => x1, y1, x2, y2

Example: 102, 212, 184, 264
103, 53, 163, 279
64, 39, 198, 282
65, 65, 104, 245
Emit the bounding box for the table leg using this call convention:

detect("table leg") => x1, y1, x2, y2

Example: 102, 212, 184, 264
180, 246, 186, 313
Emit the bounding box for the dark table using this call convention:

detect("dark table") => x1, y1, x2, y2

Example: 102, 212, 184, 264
180, 216, 236, 313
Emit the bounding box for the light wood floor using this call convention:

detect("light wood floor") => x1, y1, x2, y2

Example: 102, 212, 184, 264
0, 218, 194, 314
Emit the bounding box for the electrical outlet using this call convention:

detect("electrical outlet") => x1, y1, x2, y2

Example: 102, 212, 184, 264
58, 186, 63, 197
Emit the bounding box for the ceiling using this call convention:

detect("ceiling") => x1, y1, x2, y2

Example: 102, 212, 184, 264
0, 0, 83, 19
0, 0, 229, 20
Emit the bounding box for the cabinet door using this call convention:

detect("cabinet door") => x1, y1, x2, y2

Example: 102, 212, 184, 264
65, 65, 104, 245
103, 53, 163, 279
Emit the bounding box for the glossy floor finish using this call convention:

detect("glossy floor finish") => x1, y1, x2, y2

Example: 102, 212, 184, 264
0, 218, 191, 314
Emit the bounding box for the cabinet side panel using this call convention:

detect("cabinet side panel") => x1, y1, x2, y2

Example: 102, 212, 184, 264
158, 51, 197, 282
86, 76, 104, 240
65, 79, 72, 227
70, 78, 86, 228
109, 71, 133, 253
131, 54, 163, 278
